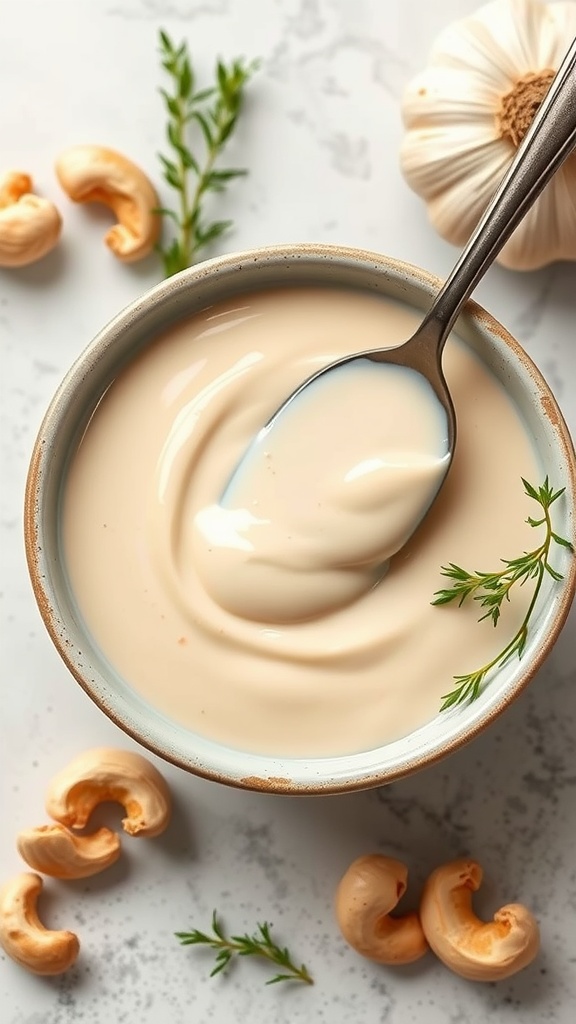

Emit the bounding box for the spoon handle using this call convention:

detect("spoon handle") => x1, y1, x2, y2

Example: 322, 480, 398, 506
421, 35, 576, 346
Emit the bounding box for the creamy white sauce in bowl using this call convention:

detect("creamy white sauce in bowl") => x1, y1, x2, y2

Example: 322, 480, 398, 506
25, 246, 576, 793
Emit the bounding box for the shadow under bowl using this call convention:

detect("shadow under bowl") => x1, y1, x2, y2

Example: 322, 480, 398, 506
24, 244, 576, 794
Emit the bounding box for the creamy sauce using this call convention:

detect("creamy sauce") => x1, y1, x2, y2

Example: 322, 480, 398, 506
196, 361, 449, 622
62, 287, 539, 757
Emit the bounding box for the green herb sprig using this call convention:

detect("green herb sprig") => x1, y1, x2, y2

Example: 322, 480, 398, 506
176, 911, 314, 986
157, 30, 258, 277
433, 477, 573, 710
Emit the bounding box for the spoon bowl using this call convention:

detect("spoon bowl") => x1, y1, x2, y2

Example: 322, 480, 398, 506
227, 36, 576, 552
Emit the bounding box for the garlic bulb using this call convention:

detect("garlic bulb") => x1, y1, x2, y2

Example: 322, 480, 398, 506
400, 0, 576, 271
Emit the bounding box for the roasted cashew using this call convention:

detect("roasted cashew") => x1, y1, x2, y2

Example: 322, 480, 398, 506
420, 859, 540, 981
0, 873, 79, 975
17, 823, 121, 879
46, 747, 171, 838
335, 855, 428, 965
0, 171, 62, 267
55, 145, 160, 261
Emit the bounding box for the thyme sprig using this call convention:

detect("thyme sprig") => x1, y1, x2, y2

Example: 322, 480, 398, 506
156, 30, 258, 277
176, 911, 314, 986
433, 477, 573, 710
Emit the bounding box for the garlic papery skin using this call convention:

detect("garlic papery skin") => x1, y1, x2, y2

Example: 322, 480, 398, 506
400, 0, 576, 271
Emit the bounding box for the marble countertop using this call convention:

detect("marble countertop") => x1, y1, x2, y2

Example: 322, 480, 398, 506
1, 1, 575, 1021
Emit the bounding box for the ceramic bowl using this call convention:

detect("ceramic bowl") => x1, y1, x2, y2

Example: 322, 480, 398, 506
25, 244, 576, 793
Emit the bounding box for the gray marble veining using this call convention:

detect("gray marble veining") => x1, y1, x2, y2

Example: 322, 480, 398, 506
1, 1, 575, 1022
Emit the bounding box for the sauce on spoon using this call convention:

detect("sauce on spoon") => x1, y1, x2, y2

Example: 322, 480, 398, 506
194, 359, 449, 622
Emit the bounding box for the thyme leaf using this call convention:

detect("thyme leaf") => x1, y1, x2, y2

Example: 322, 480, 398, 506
156, 30, 258, 277
176, 911, 314, 986
433, 477, 573, 710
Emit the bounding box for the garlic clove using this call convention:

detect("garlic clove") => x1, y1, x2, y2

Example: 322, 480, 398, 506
495, 165, 576, 271
429, 0, 548, 84
400, 127, 507, 219
402, 67, 502, 131
424, 148, 509, 247
400, 0, 576, 271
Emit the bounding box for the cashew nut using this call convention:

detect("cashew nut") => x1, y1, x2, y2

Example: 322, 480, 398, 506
17, 823, 121, 879
0, 171, 62, 267
0, 873, 79, 975
45, 747, 171, 838
420, 859, 540, 981
55, 145, 160, 261
335, 855, 428, 965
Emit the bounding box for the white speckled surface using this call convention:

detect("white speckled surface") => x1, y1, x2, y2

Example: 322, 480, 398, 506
1, 1, 575, 1021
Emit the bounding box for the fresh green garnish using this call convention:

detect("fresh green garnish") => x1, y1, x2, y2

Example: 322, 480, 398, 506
156, 29, 258, 278
433, 477, 573, 710
176, 911, 314, 986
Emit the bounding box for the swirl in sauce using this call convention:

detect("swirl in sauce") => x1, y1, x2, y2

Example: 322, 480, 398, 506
62, 287, 538, 757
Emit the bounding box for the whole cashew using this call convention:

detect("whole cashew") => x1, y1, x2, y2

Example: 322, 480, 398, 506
335, 855, 429, 965
0, 172, 62, 267
45, 747, 171, 838
420, 859, 540, 981
0, 873, 79, 975
17, 823, 121, 879
55, 145, 160, 261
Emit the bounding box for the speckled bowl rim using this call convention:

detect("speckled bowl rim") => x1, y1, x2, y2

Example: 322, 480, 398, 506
24, 244, 576, 794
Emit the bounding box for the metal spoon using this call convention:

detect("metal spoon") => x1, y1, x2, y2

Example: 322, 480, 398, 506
229, 37, 576, 517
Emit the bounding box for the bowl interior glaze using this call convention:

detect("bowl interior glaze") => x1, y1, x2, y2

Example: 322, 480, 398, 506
25, 245, 576, 793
